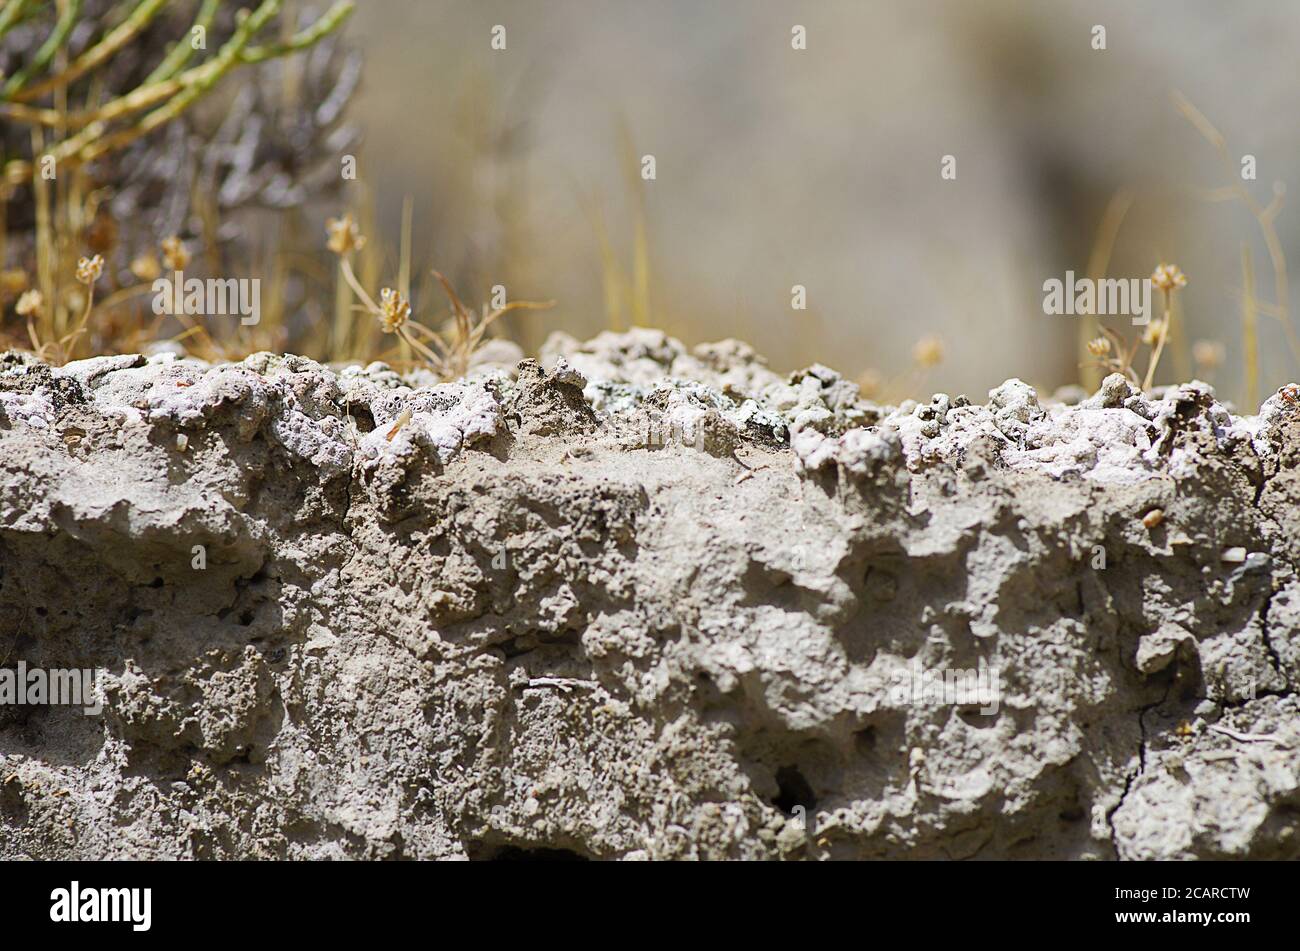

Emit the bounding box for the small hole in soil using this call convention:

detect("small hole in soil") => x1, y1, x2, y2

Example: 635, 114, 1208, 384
958, 707, 997, 729
772, 765, 817, 816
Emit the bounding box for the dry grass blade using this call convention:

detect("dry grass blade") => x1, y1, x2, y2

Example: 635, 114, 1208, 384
1078, 189, 1133, 390
430, 269, 555, 378
432, 269, 473, 348
1173, 90, 1300, 370
468, 299, 555, 352
330, 218, 554, 381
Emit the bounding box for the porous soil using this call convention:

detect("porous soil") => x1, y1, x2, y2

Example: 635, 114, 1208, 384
1, 329, 1298, 859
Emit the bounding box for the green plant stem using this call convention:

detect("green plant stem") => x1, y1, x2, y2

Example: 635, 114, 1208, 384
0, 0, 33, 42
2, 0, 351, 182
11, 0, 167, 101
241, 0, 353, 64
144, 0, 222, 85
2, 0, 82, 97
78, 0, 280, 163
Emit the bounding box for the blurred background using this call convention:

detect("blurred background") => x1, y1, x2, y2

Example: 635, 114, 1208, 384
344, 0, 1300, 404
3, 0, 1298, 407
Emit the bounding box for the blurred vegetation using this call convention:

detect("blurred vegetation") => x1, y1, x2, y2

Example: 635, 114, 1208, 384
0, 0, 356, 362
1, 1, 1297, 413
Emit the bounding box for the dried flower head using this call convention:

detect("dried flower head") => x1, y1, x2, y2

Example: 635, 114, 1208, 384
75, 255, 104, 286
378, 288, 411, 333
1192, 339, 1225, 370
15, 289, 44, 318
1086, 336, 1111, 358
1142, 318, 1165, 347
912, 334, 943, 369
327, 214, 366, 256
161, 236, 191, 272
131, 255, 163, 282
1151, 263, 1187, 293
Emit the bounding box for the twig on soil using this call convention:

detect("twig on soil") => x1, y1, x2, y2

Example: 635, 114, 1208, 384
1206, 724, 1292, 748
